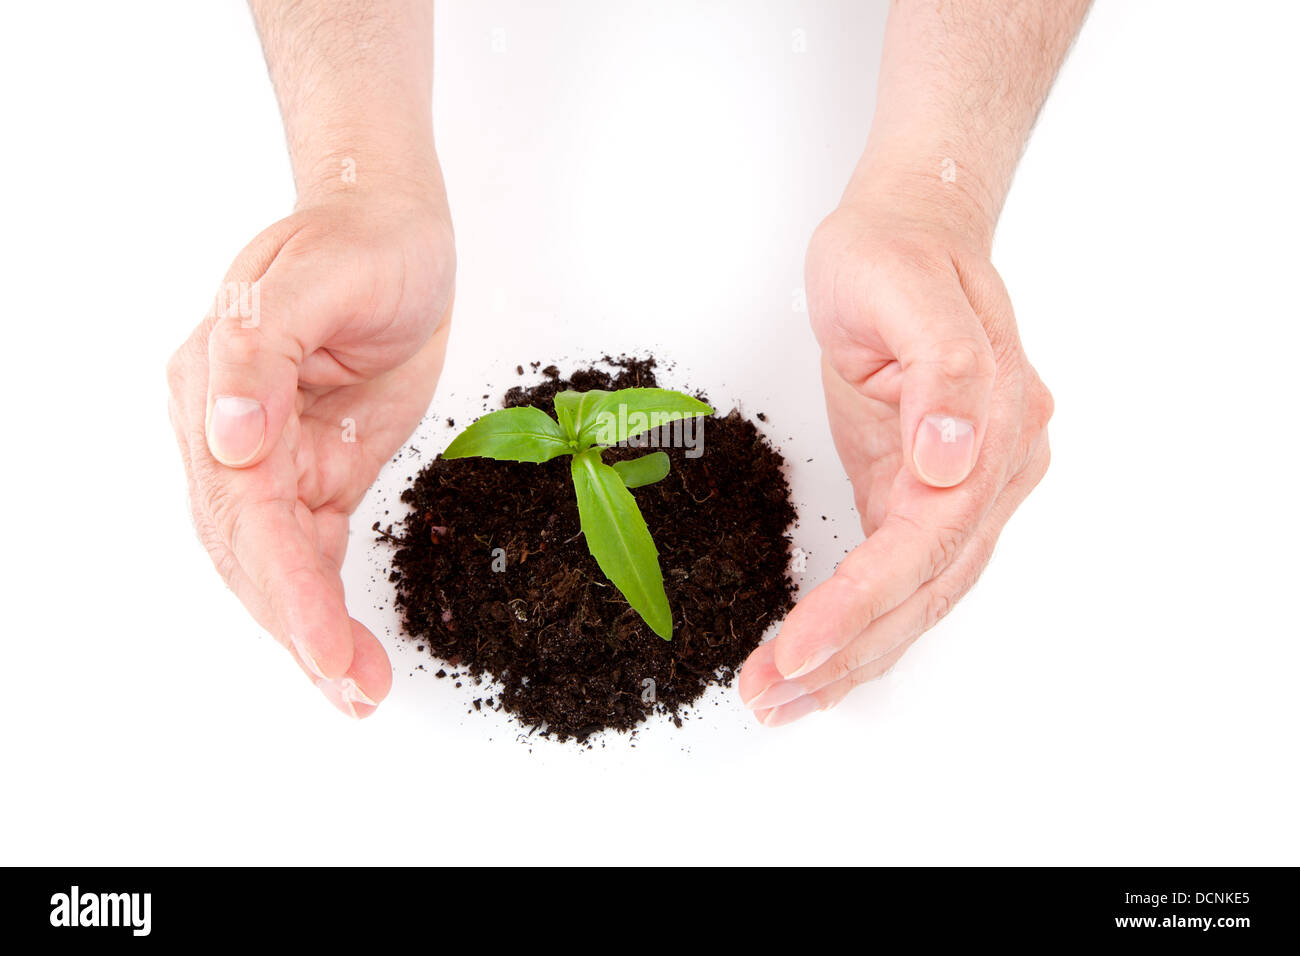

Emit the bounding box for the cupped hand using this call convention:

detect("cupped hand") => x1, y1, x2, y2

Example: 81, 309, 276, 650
167, 187, 454, 717
739, 187, 1053, 725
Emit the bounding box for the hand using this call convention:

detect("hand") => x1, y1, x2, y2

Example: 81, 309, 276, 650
739, 183, 1053, 725
167, 186, 454, 717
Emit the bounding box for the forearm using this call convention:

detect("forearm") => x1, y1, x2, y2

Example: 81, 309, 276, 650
850, 0, 1090, 248
249, 0, 441, 206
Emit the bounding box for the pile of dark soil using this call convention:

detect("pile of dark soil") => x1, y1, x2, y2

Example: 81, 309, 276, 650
383, 357, 795, 742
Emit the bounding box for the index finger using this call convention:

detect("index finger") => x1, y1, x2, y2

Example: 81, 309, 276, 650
184, 427, 356, 681
222, 477, 356, 681
771, 470, 998, 680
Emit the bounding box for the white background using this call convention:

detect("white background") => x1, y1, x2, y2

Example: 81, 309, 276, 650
1, 1, 1297, 865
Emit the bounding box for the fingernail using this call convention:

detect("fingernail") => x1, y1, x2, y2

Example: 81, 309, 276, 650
743, 679, 806, 710
783, 646, 835, 680
290, 634, 326, 680
317, 677, 379, 719
762, 694, 821, 727
208, 396, 265, 466
913, 415, 976, 487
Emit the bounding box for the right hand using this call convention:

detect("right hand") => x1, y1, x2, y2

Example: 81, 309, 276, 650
167, 184, 455, 717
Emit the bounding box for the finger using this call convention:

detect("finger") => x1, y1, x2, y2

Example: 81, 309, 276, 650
200, 461, 355, 680
173, 397, 283, 633
194, 221, 298, 467
204, 311, 298, 468
204, 267, 319, 468
769, 476, 995, 680
184, 510, 386, 716
792, 438, 1047, 696
744, 571, 924, 710
752, 531, 947, 718
186, 458, 385, 712
179, 386, 324, 661
737, 642, 798, 710
751, 438, 1050, 721
765, 634, 916, 726
245, 506, 354, 681
180, 445, 345, 685
203, 228, 363, 469
880, 271, 996, 489
316, 618, 393, 719
769, 351, 1018, 681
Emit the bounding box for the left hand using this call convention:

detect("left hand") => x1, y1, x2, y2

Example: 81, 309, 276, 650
738, 185, 1054, 725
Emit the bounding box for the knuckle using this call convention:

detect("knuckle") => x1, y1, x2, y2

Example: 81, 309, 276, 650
928, 522, 966, 571
1024, 371, 1055, 434
824, 653, 857, 683
890, 510, 971, 579
922, 589, 955, 629
933, 336, 995, 384
925, 544, 997, 632
838, 641, 882, 677
203, 476, 239, 542
187, 497, 237, 584
845, 663, 887, 694
165, 350, 186, 394
208, 321, 263, 369
212, 549, 241, 591
1037, 380, 1056, 424
201, 523, 236, 580
855, 587, 896, 629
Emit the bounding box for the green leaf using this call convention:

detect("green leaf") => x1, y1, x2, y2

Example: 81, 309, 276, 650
611, 451, 671, 489
580, 388, 714, 446
570, 448, 673, 639
443, 406, 573, 463
553, 389, 610, 443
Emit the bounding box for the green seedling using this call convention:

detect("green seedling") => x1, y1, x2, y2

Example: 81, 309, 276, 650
443, 387, 713, 639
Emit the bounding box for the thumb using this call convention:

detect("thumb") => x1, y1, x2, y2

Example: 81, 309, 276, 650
894, 297, 996, 489
204, 273, 302, 468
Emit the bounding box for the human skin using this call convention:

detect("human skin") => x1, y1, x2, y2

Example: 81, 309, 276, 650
167, 0, 452, 716
737, 0, 1091, 724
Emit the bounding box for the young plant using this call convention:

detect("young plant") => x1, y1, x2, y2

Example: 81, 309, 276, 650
442, 388, 713, 639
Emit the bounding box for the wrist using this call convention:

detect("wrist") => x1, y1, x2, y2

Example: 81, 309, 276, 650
842, 150, 1000, 256
290, 133, 446, 213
